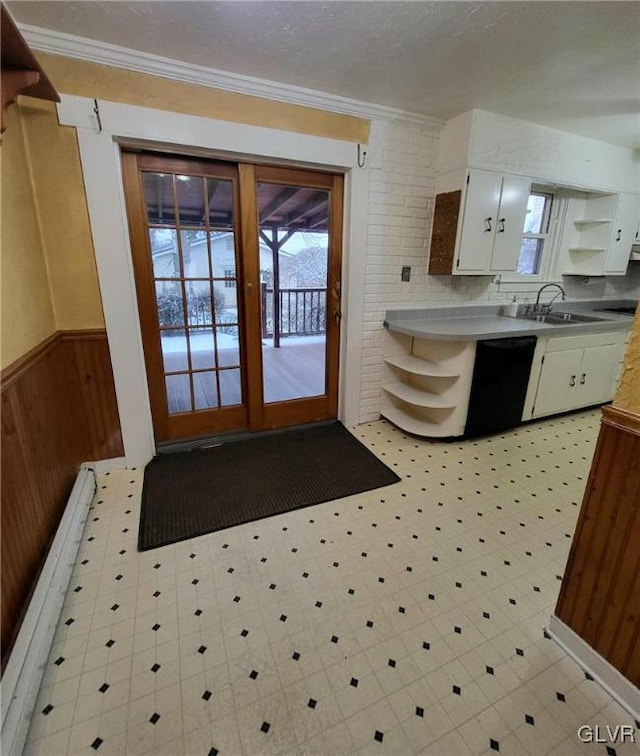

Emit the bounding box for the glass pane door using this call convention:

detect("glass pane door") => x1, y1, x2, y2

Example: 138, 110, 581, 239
256, 181, 330, 404
143, 171, 243, 415
123, 152, 249, 442
123, 154, 342, 442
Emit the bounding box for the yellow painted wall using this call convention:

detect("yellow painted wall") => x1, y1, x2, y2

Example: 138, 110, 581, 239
37, 53, 370, 144
20, 98, 105, 331
614, 311, 640, 414
0, 104, 57, 370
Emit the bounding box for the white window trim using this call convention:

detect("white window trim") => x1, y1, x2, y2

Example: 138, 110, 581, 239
500, 187, 560, 284
57, 95, 369, 466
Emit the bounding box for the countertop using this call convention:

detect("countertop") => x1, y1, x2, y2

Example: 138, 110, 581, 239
384, 299, 637, 341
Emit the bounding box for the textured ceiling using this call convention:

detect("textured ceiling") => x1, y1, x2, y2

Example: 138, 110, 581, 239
8, 1, 640, 148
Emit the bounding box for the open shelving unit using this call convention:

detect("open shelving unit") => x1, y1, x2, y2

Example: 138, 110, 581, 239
380, 330, 476, 437
560, 193, 619, 276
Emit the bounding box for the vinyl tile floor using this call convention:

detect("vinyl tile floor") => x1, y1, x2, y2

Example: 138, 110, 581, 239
24, 410, 639, 755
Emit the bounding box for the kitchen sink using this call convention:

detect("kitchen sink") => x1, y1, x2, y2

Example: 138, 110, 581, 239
517, 311, 608, 325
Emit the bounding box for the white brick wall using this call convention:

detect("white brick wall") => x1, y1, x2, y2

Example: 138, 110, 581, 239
357, 117, 640, 423
359, 118, 438, 422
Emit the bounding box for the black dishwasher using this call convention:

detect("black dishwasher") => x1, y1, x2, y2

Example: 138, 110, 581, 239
465, 336, 537, 438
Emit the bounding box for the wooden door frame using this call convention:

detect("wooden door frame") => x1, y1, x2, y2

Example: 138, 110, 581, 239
58, 95, 367, 466
123, 152, 344, 442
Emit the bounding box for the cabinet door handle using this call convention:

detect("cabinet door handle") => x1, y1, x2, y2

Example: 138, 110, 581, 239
569, 375, 576, 387
580, 373, 586, 385
616, 229, 622, 242
498, 217, 506, 233
484, 217, 492, 232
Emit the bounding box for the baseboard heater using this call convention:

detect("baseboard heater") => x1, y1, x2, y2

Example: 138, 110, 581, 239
1, 464, 96, 756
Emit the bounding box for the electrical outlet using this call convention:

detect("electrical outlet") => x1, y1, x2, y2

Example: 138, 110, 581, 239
401, 266, 411, 282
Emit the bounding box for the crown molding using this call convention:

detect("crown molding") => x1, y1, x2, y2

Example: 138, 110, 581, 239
21, 23, 443, 132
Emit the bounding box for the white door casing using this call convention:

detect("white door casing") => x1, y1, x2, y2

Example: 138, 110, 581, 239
57, 95, 369, 466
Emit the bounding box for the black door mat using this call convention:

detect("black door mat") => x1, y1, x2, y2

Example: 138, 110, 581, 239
138, 421, 400, 551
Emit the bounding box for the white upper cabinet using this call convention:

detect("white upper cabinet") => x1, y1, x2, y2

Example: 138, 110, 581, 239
606, 193, 640, 274
560, 191, 640, 276
458, 171, 530, 274
429, 110, 640, 279
457, 171, 502, 271
429, 169, 531, 276
489, 175, 532, 272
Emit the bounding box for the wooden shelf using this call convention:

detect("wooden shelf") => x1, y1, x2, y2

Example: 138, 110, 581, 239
1, 4, 59, 132
384, 354, 460, 378
382, 382, 457, 409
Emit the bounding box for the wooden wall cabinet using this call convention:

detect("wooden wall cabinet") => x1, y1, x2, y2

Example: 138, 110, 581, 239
428, 169, 530, 276
1, 3, 59, 132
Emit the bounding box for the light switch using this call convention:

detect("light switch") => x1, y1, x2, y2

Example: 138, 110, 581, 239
401, 266, 411, 282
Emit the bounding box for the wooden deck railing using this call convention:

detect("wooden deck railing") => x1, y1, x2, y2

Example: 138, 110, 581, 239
261, 285, 327, 344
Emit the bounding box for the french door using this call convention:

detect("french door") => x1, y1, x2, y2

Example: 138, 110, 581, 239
122, 152, 343, 443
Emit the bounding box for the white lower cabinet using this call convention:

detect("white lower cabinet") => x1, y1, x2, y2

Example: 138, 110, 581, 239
382, 327, 629, 436
380, 331, 476, 437
530, 332, 625, 419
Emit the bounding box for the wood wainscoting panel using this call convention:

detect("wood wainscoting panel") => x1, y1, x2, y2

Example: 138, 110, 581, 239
1, 329, 123, 669
555, 406, 640, 687
60, 330, 124, 461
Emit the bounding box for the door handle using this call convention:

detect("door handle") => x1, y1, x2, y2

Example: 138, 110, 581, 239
615, 229, 622, 242
498, 218, 506, 233
484, 217, 493, 233
332, 280, 341, 322
569, 375, 576, 387
580, 373, 586, 385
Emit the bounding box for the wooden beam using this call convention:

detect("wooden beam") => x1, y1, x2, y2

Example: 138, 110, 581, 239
258, 186, 300, 223
282, 194, 328, 228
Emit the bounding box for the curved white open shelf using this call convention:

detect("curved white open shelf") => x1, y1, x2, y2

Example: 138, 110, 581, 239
380, 405, 455, 437
381, 331, 476, 437
384, 355, 460, 378
383, 382, 457, 409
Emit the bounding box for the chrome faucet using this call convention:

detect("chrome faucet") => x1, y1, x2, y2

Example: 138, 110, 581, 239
534, 283, 566, 314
